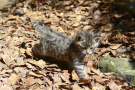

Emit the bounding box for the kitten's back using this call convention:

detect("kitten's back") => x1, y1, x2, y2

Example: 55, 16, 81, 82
33, 20, 75, 56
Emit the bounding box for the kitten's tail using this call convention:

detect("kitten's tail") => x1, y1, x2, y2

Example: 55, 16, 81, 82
33, 20, 45, 32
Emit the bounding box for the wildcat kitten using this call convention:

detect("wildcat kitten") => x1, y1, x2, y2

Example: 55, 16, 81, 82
33, 20, 100, 79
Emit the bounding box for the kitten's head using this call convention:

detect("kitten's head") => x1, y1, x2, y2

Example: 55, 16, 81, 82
75, 31, 100, 55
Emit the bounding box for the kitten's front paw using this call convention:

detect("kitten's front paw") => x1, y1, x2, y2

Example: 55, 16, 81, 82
78, 72, 88, 79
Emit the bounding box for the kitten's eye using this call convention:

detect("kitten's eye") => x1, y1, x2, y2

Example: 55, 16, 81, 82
83, 47, 86, 49
76, 35, 85, 42
89, 47, 93, 50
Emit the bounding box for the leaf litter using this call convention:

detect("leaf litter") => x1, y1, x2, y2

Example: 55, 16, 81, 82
0, 0, 134, 89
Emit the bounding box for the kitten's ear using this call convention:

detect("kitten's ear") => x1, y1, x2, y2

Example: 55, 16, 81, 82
76, 35, 85, 42
94, 35, 100, 42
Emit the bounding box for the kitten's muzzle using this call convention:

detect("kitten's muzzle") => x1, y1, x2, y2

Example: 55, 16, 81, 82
87, 49, 93, 55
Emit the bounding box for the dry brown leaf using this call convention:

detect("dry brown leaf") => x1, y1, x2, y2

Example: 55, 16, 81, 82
26, 48, 33, 57
72, 22, 80, 27
2, 55, 12, 66
0, 69, 12, 75
76, 15, 83, 21
98, 48, 108, 56
95, 83, 105, 90
83, 26, 91, 31
110, 50, 116, 56
91, 68, 104, 77
3, 15, 19, 23
93, 10, 101, 19
20, 48, 25, 54
92, 86, 99, 90
0, 41, 6, 48
82, 86, 90, 90
23, 77, 42, 86
104, 23, 113, 31
29, 71, 43, 78
65, 14, 77, 18
109, 44, 122, 50
72, 70, 78, 80
0, 85, 13, 90
52, 74, 62, 83
16, 57, 25, 65
93, 75, 103, 83
79, 78, 90, 83
58, 26, 64, 33
104, 72, 115, 76
9, 73, 18, 84
45, 77, 52, 86
0, 77, 12, 86
26, 62, 36, 69
59, 70, 70, 83
108, 80, 121, 90
44, 86, 52, 90
56, 12, 64, 18
14, 67, 28, 77
58, 83, 69, 89
28, 60, 46, 69
72, 83, 84, 90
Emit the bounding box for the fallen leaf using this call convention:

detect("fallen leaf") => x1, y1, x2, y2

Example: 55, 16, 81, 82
14, 67, 28, 77
72, 22, 80, 27
108, 80, 121, 90
16, 57, 25, 65
59, 70, 70, 83
44, 86, 52, 90
83, 26, 91, 31
93, 10, 101, 19
76, 15, 83, 21
26, 62, 36, 69
45, 77, 52, 86
95, 83, 105, 90
0, 69, 12, 75
93, 75, 103, 83
91, 68, 104, 77
9, 73, 18, 84
104, 72, 115, 76
52, 74, 62, 83
79, 78, 90, 83
0, 85, 13, 90
56, 12, 64, 18
23, 77, 43, 86
28, 60, 46, 69
2, 55, 12, 66
0, 41, 7, 48
26, 48, 33, 57
29, 71, 43, 78
110, 50, 116, 56
58, 83, 69, 89
72, 70, 78, 80
92, 86, 99, 90
72, 83, 84, 90
109, 44, 122, 50
20, 48, 25, 54
98, 48, 108, 56
3, 15, 19, 23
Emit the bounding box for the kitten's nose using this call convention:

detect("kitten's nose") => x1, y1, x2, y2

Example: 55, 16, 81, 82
87, 49, 93, 55
89, 52, 93, 55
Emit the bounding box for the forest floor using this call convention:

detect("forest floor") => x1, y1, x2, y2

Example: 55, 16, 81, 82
0, 0, 135, 89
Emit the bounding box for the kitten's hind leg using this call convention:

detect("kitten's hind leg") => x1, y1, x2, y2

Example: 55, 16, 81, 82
32, 44, 45, 58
